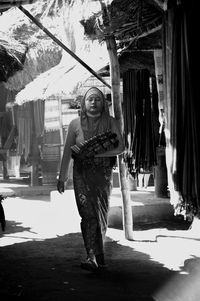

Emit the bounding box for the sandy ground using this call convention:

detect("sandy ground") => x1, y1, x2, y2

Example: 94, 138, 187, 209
0, 189, 200, 301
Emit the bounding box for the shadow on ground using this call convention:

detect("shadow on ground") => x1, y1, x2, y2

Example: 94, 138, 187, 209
0, 186, 198, 301
0, 218, 198, 301
0, 231, 167, 301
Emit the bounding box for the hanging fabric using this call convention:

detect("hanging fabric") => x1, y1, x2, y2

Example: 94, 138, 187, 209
123, 69, 158, 177
163, 1, 200, 219
16, 103, 33, 162
33, 100, 44, 138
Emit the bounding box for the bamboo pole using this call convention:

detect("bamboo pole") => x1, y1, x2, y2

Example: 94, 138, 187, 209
105, 35, 134, 240
30, 102, 39, 186
18, 5, 111, 90
58, 98, 64, 159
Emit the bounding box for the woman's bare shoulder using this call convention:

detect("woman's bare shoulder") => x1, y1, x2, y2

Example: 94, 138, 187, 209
69, 117, 81, 128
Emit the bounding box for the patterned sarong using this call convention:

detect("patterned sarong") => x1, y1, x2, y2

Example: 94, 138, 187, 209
73, 157, 114, 256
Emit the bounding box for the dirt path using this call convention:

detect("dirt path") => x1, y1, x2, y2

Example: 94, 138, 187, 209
0, 194, 198, 301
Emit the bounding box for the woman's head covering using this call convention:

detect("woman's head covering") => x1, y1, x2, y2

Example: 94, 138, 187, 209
80, 87, 111, 139
84, 87, 104, 101
81, 87, 109, 115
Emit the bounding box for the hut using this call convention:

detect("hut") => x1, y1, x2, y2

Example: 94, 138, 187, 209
5, 0, 113, 186
2, 0, 162, 190
81, 0, 164, 195
0, 1, 64, 179
1, 1, 164, 199
1, 0, 199, 227
12, 61, 113, 186
80, 0, 200, 226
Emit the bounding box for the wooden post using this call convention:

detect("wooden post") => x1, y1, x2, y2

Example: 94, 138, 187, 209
105, 35, 134, 240
58, 99, 64, 160
30, 103, 39, 186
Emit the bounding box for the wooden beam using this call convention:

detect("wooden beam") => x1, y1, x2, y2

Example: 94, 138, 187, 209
0, 0, 37, 10
3, 126, 17, 150
105, 34, 134, 241
150, 0, 167, 11
121, 49, 160, 53
99, 0, 134, 240
137, 24, 162, 39
117, 24, 162, 44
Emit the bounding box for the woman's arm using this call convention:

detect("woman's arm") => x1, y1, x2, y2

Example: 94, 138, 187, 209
95, 117, 125, 157
58, 119, 76, 182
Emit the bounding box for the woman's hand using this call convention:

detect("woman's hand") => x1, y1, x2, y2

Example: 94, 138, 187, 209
57, 180, 65, 194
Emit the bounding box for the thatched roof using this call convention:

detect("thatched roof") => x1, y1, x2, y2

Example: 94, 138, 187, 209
98, 51, 156, 77
14, 63, 95, 105
78, 0, 164, 76
0, 1, 63, 91
0, 37, 28, 81
14, 60, 113, 106
4, 41, 62, 91
2, 0, 165, 100
98, 28, 162, 77
81, 0, 164, 49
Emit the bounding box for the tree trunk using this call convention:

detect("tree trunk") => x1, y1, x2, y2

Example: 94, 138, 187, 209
105, 35, 134, 240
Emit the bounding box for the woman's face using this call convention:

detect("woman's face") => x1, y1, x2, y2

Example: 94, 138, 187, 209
85, 94, 103, 115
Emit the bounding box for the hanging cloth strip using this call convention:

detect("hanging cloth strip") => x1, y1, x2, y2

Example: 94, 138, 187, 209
163, 2, 200, 219
123, 69, 158, 176
16, 103, 33, 162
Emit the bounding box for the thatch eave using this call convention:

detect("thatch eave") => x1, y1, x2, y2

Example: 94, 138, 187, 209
81, 0, 163, 50
0, 0, 38, 13
0, 38, 28, 82
4, 41, 62, 92
98, 49, 155, 78
1, 3, 63, 92
98, 27, 162, 77
14, 63, 95, 106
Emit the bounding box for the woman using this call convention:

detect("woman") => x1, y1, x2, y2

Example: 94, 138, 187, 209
57, 87, 124, 271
